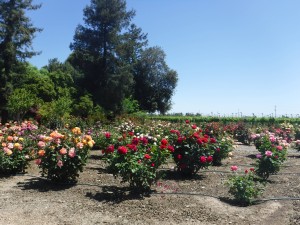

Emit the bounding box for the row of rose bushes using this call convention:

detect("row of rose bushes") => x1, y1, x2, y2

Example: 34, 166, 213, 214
0, 119, 296, 202
0, 120, 233, 188
227, 130, 290, 205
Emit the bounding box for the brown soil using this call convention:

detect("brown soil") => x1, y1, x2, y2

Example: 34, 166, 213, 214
1, 144, 300, 225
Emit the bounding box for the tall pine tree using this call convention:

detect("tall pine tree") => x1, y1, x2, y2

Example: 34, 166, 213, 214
70, 0, 138, 114
0, 0, 42, 122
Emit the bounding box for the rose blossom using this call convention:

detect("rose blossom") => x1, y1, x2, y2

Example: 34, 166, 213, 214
105, 132, 111, 139
68, 148, 76, 158
57, 160, 63, 168
200, 156, 206, 163
230, 165, 238, 171
35, 158, 42, 165
118, 146, 128, 154
276, 146, 283, 151
256, 154, 262, 159
265, 150, 273, 157
144, 154, 151, 160
206, 155, 213, 163
37, 141, 46, 149
59, 148, 67, 155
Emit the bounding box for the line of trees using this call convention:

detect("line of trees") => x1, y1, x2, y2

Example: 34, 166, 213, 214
0, 0, 178, 124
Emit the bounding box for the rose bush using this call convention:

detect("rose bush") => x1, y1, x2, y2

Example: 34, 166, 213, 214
101, 130, 172, 193
252, 133, 288, 180
168, 122, 217, 176
34, 127, 94, 183
226, 166, 264, 205
0, 121, 37, 175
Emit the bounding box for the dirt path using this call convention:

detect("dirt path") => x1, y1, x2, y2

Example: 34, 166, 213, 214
1, 145, 300, 225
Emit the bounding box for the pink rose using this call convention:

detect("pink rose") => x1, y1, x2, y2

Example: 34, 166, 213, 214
230, 165, 238, 171
68, 148, 76, 158
57, 160, 63, 168
37, 141, 45, 148
35, 159, 42, 165
265, 150, 273, 157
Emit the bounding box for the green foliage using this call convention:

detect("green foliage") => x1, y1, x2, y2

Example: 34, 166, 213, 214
72, 94, 94, 118
7, 88, 41, 121
122, 96, 140, 114
0, 0, 42, 122
17, 64, 56, 102
134, 47, 178, 114
86, 105, 107, 125
38, 96, 73, 128
226, 169, 264, 205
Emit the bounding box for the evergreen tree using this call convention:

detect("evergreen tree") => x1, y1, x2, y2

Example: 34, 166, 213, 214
69, 0, 136, 113
0, 0, 42, 122
134, 47, 178, 114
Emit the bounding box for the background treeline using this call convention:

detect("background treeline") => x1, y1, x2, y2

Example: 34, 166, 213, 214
0, 0, 178, 126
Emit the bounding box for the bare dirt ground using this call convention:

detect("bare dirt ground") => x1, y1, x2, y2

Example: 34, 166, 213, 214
1, 144, 300, 225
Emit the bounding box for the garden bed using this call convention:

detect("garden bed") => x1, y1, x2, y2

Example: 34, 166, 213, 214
1, 144, 300, 225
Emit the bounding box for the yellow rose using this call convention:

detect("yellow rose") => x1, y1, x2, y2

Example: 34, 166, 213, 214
19, 137, 24, 142
88, 140, 94, 148
14, 143, 20, 149
6, 149, 13, 156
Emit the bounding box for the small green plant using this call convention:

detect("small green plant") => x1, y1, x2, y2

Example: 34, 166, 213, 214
226, 166, 264, 205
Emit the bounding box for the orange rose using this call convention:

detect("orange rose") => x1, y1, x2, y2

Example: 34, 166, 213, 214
38, 150, 46, 157
59, 148, 67, 155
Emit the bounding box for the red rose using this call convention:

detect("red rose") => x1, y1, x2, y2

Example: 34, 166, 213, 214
191, 124, 197, 129
126, 144, 137, 152
200, 156, 206, 163
105, 132, 111, 139
140, 137, 148, 145
128, 131, 134, 136
131, 137, 139, 145
151, 163, 155, 167
177, 137, 185, 144
167, 145, 175, 152
118, 146, 128, 154
106, 145, 114, 153
210, 138, 216, 143
144, 154, 151, 160
161, 138, 168, 146
206, 155, 213, 163
185, 120, 190, 124
177, 154, 182, 160
197, 138, 203, 145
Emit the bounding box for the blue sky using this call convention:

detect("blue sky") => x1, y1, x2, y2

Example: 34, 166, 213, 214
28, 0, 300, 117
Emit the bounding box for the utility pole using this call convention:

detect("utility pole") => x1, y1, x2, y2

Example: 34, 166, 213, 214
274, 105, 277, 118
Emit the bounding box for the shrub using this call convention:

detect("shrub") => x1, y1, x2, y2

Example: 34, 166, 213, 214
0, 121, 37, 175
34, 127, 94, 183
253, 133, 288, 180
226, 166, 264, 205
102, 131, 172, 193
169, 122, 216, 176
